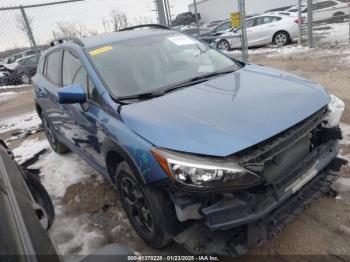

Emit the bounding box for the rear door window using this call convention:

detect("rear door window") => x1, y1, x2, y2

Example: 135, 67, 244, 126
45, 50, 61, 85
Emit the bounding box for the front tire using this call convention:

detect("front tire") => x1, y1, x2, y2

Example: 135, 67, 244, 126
42, 115, 69, 154
116, 162, 177, 248
273, 31, 290, 46
217, 39, 231, 51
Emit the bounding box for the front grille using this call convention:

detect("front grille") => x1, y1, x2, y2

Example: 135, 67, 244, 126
234, 107, 327, 188
236, 107, 327, 167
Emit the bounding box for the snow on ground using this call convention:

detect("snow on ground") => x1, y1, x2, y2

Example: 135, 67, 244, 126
340, 123, 350, 167
13, 137, 106, 256
314, 22, 350, 46
30, 149, 94, 200
12, 139, 49, 164
0, 91, 17, 102
341, 123, 350, 146
0, 111, 41, 134
0, 84, 30, 90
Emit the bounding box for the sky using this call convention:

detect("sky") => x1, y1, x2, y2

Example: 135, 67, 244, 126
0, 0, 193, 51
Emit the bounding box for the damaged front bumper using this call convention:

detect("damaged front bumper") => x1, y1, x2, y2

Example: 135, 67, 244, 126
171, 99, 347, 255
174, 150, 347, 256
202, 141, 342, 230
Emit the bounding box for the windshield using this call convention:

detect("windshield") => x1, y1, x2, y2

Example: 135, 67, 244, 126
89, 32, 241, 98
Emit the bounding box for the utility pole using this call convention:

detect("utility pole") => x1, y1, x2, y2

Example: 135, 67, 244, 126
298, 0, 302, 46
307, 0, 313, 48
19, 5, 40, 57
193, 0, 200, 36
155, 0, 167, 26
238, 0, 248, 62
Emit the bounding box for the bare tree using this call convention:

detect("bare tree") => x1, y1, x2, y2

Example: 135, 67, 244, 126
102, 18, 112, 33
56, 22, 88, 38
16, 14, 35, 46
110, 9, 129, 31
133, 16, 154, 26
16, 14, 34, 35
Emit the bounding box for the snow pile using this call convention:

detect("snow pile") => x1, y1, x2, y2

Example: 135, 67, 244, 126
13, 138, 105, 256
0, 111, 41, 134
0, 91, 17, 102
50, 216, 106, 256
314, 22, 350, 46
31, 150, 94, 200
12, 139, 49, 164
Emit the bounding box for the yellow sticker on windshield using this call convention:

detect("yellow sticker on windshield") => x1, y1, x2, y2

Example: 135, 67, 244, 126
89, 45, 113, 56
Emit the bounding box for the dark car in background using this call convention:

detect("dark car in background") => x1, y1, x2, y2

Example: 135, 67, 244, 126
200, 18, 232, 43
172, 11, 201, 26
0, 54, 39, 86
0, 49, 37, 65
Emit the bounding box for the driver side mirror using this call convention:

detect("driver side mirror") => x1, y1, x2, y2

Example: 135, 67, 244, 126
58, 84, 86, 104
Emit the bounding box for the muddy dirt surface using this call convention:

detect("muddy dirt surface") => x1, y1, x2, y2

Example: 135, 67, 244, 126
1, 47, 350, 259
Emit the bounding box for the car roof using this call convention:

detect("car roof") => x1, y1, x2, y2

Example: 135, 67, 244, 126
81, 29, 174, 49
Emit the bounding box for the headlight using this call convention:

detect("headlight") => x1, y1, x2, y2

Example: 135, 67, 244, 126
151, 148, 261, 190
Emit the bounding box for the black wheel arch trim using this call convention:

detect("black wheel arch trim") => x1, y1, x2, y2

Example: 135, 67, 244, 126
102, 137, 147, 185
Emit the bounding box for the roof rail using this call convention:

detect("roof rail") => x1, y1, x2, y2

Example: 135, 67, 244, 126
119, 24, 171, 32
49, 36, 84, 47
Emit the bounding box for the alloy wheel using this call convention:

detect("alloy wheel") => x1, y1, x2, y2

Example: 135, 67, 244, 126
275, 34, 287, 46
120, 177, 154, 235
217, 40, 229, 51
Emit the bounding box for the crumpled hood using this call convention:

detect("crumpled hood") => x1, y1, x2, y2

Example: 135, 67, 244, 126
121, 64, 330, 157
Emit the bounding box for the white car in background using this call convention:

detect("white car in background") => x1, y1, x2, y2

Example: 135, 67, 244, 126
215, 14, 299, 51
275, 0, 350, 23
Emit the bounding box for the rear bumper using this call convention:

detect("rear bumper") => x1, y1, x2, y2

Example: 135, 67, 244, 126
202, 141, 342, 230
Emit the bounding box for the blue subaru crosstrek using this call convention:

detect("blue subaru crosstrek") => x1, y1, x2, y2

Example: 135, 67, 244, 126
33, 24, 346, 255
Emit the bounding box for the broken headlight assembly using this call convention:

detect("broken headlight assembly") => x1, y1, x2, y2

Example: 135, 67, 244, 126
151, 148, 261, 191
323, 95, 345, 128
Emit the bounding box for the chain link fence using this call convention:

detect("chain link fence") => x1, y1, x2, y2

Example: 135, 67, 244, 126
176, 0, 247, 61
1, 0, 349, 87
306, 0, 350, 47
0, 0, 156, 87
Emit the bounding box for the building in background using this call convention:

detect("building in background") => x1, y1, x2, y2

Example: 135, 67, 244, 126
188, 0, 297, 24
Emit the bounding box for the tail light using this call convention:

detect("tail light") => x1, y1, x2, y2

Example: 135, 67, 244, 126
294, 18, 304, 25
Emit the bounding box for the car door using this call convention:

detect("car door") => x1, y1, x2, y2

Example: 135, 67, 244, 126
60, 49, 104, 167
38, 49, 72, 137
247, 16, 276, 46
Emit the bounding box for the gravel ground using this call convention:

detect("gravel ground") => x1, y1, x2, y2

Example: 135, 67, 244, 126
1, 45, 350, 260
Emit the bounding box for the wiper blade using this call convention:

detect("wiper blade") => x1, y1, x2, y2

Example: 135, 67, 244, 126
164, 69, 236, 93
117, 90, 166, 101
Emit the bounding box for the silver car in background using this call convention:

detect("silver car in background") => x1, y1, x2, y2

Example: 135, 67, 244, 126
215, 14, 300, 51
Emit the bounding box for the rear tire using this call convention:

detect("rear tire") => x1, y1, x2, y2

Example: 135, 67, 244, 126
42, 115, 69, 154
273, 31, 290, 46
115, 162, 177, 249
